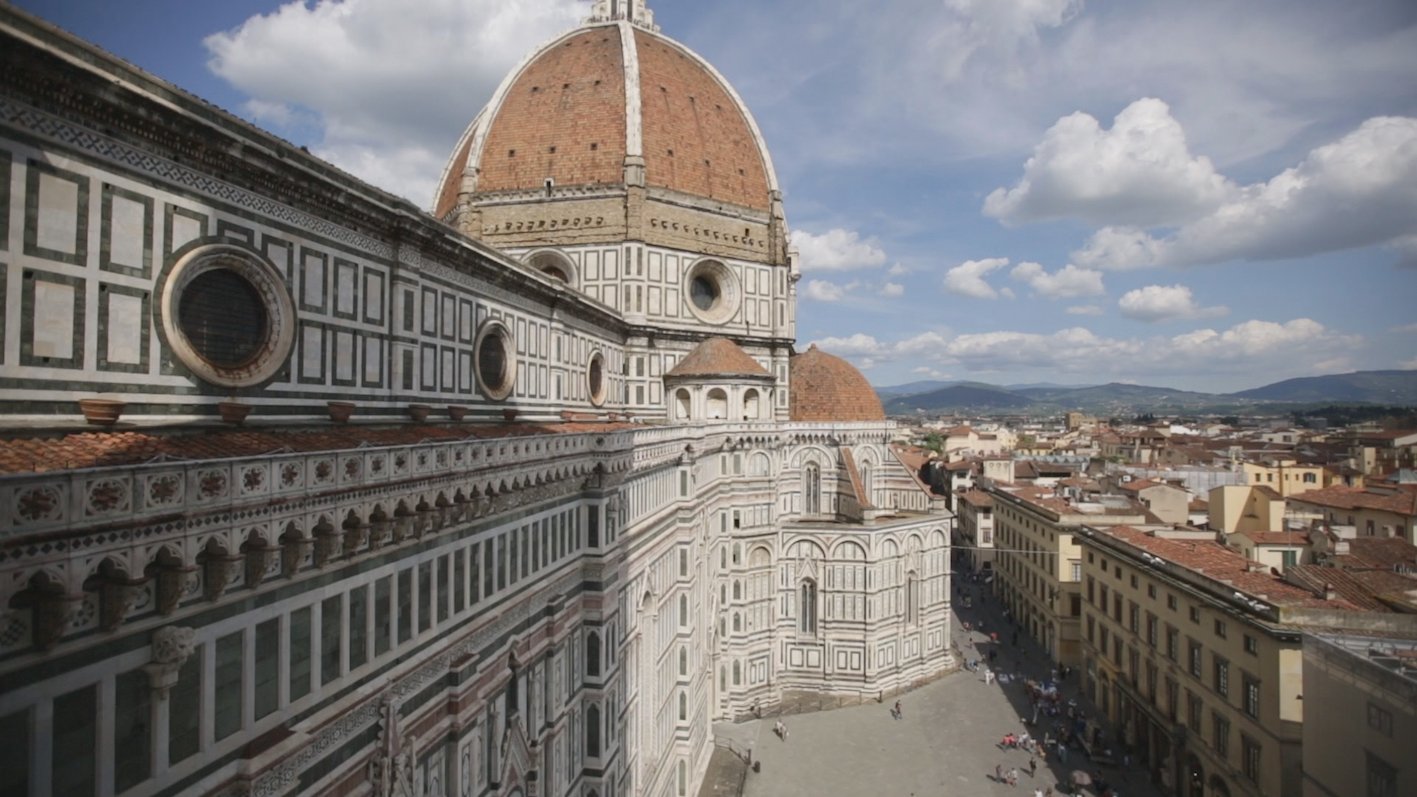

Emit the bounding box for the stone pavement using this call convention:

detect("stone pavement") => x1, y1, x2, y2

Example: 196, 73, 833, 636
711, 567, 1166, 797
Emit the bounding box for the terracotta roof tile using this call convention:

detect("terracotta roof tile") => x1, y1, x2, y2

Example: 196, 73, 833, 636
665, 337, 770, 378
0, 421, 631, 476
788, 345, 884, 423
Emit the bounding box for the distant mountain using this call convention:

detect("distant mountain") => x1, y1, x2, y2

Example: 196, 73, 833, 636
1228, 370, 1417, 404
874, 369, 1417, 416
1004, 381, 1093, 391
874, 379, 961, 398
884, 384, 1034, 413
1018, 382, 1217, 408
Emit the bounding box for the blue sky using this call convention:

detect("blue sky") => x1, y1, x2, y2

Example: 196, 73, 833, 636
18, 0, 1417, 392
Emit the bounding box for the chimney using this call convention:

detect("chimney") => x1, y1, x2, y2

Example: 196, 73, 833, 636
1323, 582, 1337, 601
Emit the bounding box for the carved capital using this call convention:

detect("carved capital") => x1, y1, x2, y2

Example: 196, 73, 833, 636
145, 625, 196, 698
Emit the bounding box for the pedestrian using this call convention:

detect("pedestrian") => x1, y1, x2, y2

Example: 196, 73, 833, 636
1059, 743, 1068, 764
1009, 767, 1020, 786
1029, 756, 1037, 777
996, 764, 1004, 782
894, 699, 903, 719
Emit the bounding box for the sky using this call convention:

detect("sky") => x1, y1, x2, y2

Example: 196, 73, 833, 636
16, 0, 1417, 393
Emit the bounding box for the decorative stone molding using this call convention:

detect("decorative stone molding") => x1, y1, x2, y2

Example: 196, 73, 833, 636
144, 625, 196, 698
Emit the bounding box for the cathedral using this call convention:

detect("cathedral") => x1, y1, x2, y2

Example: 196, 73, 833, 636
0, 2, 953, 795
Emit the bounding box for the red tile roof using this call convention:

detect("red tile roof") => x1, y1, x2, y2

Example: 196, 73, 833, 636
665, 337, 771, 378
1099, 525, 1362, 610
959, 489, 994, 509
1236, 531, 1309, 546
788, 345, 885, 422
0, 421, 631, 476
1291, 485, 1417, 516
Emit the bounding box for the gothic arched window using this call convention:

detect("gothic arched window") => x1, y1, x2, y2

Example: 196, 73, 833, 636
586, 631, 601, 678
905, 571, 919, 626
799, 579, 818, 634
586, 703, 601, 757
804, 462, 821, 515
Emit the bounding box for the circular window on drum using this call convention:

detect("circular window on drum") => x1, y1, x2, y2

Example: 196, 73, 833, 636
683, 259, 740, 325
159, 243, 296, 388
474, 320, 515, 401
587, 351, 608, 407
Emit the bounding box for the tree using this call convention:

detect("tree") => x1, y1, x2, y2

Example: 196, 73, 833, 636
923, 432, 944, 455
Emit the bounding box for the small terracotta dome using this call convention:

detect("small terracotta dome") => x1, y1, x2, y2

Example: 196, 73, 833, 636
666, 337, 770, 378
789, 344, 885, 422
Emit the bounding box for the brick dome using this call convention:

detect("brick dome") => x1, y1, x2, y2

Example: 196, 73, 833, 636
666, 337, 770, 379
789, 345, 885, 422
433, 16, 777, 219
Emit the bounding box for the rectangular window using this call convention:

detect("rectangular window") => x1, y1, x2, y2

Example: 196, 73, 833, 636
1168, 593, 1178, 611
1190, 640, 1203, 678
1190, 606, 1201, 623
290, 607, 313, 700
215, 630, 244, 740
52, 684, 97, 795
321, 595, 343, 686
1367, 702, 1393, 736
1167, 626, 1178, 661
169, 653, 201, 765
375, 576, 392, 655
1071, 561, 1082, 581
1146, 613, 1158, 647
418, 560, 433, 633
1368, 752, 1397, 797
1244, 674, 1260, 719
1212, 712, 1230, 758
1242, 736, 1262, 783
1244, 634, 1258, 655
437, 556, 451, 624
349, 586, 368, 671
1129, 603, 1139, 633
1187, 691, 1203, 732
1214, 619, 1227, 639
114, 668, 152, 793
255, 618, 280, 719
1166, 677, 1179, 721
1214, 656, 1230, 697
397, 569, 413, 644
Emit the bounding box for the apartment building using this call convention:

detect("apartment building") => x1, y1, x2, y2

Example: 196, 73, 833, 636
1241, 458, 1325, 497
1076, 525, 1414, 797
989, 487, 1149, 667
1300, 632, 1416, 797
957, 489, 996, 574
1288, 483, 1417, 545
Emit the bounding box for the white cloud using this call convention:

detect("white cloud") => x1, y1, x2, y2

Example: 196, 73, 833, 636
1118, 284, 1227, 322
1400, 357, 1417, 370
888, 262, 910, 276
1066, 304, 1104, 316
879, 282, 905, 298
1391, 323, 1417, 334
984, 98, 1235, 227
943, 257, 1010, 299
1074, 116, 1417, 269
803, 279, 847, 302
204, 0, 586, 203
1010, 261, 1105, 298
790, 228, 888, 272
830, 317, 1358, 386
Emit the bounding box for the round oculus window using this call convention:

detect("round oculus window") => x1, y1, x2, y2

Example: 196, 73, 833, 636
474, 322, 515, 400
587, 352, 607, 407
683, 260, 740, 325
159, 243, 296, 388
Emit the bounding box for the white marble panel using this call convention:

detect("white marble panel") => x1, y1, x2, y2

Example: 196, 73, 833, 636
32, 280, 74, 359
301, 327, 322, 379
302, 254, 325, 306
108, 194, 146, 268
170, 212, 202, 250
334, 331, 354, 381
36, 172, 78, 253
364, 338, 382, 383
106, 292, 143, 364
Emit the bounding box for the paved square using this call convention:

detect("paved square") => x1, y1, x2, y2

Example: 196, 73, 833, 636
722, 597, 1167, 797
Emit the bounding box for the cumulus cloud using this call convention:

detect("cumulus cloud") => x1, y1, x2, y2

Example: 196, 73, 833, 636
1010, 261, 1105, 298
1118, 284, 1227, 322
822, 317, 1357, 387
1073, 115, 1417, 269
943, 257, 1010, 299
984, 98, 1235, 227
803, 279, 847, 302
1392, 323, 1417, 334
790, 228, 889, 272
879, 282, 905, 298
1066, 304, 1104, 316
888, 262, 910, 276
204, 0, 585, 203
